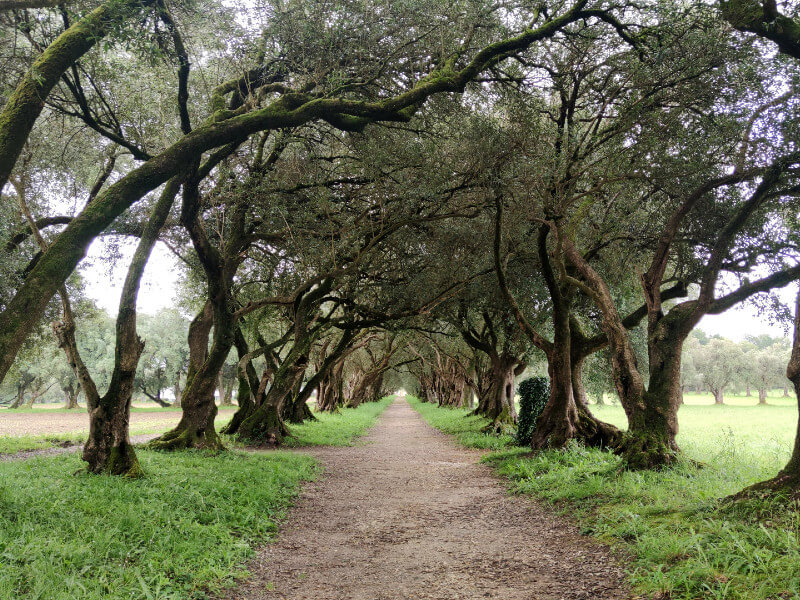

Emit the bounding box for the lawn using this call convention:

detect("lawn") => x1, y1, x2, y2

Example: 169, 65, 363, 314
409, 395, 800, 600
0, 450, 316, 600
0, 398, 392, 599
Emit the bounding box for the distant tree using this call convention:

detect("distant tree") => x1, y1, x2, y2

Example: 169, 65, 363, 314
750, 344, 790, 404
136, 309, 190, 406
694, 339, 746, 404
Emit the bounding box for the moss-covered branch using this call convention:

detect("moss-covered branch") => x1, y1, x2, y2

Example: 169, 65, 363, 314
0, 0, 157, 190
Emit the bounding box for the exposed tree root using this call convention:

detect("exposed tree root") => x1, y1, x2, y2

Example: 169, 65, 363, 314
614, 431, 679, 470
725, 471, 800, 504
147, 426, 225, 452
83, 441, 143, 478
530, 404, 620, 451
236, 404, 290, 447
480, 407, 517, 435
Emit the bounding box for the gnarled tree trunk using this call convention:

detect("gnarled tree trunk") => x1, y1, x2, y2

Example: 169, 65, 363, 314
473, 354, 521, 433
149, 299, 226, 451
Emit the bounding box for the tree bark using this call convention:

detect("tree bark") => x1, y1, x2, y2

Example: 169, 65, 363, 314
236, 348, 305, 445
571, 355, 589, 409
473, 353, 520, 432
80, 178, 179, 476
148, 299, 226, 450
148, 176, 247, 451
317, 359, 345, 412
758, 387, 768, 405
173, 373, 183, 409
220, 327, 261, 435
219, 371, 234, 406
492, 209, 619, 449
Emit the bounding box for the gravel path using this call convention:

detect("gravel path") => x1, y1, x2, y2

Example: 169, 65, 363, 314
225, 398, 630, 600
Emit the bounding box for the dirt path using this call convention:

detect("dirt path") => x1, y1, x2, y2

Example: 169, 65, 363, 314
226, 399, 630, 600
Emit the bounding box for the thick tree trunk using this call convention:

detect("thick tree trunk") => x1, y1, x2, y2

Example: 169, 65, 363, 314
9, 386, 24, 409
712, 387, 725, 404
529, 299, 620, 449
173, 374, 182, 409
234, 325, 323, 444
571, 355, 590, 409
220, 327, 261, 435
23, 387, 40, 408
758, 387, 768, 405
281, 353, 314, 424
614, 315, 685, 469
282, 331, 356, 423
219, 372, 234, 406
236, 356, 301, 445
746, 383, 751, 397
63, 383, 80, 409
150, 182, 251, 451
81, 178, 178, 475
473, 354, 519, 432
563, 236, 680, 468
149, 300, 227, 451
317, 361, 344, 412
531, 344, 618, 449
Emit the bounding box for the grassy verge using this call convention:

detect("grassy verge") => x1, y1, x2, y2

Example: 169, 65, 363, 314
0, 450, 315, 600
283, 397, 394, 447
0, 433, 85, 455
409, 398, 514, 450
408, 396, 800, 600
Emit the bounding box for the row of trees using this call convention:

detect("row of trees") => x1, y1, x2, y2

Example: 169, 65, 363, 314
682, 333, 792, 404
1, 0, 800, 500
1, 306, 193, 409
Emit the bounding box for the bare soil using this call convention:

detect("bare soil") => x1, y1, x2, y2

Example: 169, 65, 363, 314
0, 407, 236, 437
225, 399, 630, 600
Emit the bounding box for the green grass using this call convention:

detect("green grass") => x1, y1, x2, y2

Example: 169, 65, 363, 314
0, 449, 316, 600
409, 396, 800, 600
283, 397, 393, 447
0, 433, 85, 455
409, 398, 515, 450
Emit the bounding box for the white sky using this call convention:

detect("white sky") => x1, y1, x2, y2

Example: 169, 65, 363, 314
80, 237, 180, 315
80, 236, 797, 342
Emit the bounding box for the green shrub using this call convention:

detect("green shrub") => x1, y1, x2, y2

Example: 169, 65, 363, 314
515, 376, 549, 446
